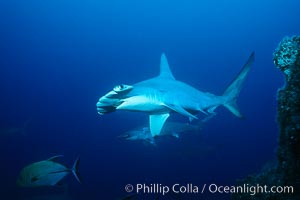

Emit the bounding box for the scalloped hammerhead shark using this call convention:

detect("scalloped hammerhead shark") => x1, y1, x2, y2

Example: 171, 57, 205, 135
96, 52, 254, 137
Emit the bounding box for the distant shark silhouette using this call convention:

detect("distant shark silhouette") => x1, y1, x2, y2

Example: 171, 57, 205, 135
0, 119, 32, 137
97, 52, 254, 137
118, 121, 203, 145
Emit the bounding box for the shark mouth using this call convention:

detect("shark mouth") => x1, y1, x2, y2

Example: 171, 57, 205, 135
96, 84, 133, 115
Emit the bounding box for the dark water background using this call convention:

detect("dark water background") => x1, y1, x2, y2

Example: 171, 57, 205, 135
0, 0, 299, 199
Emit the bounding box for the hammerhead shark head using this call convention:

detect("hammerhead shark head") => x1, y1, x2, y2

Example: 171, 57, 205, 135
96, 52, 254, 137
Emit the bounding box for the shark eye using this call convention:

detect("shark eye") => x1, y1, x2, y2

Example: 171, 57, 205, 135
113, 84, 133, 93
113, 84, 125, 92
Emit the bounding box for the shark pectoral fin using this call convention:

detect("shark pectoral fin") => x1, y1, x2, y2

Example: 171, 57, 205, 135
149, 113, 170, 137
165, 104, 198, 120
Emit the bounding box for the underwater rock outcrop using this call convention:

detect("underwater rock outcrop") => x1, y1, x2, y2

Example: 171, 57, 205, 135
232, 35, 300, 199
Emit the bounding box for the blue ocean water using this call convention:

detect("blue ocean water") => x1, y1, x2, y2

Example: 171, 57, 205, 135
0, 0, 299, 199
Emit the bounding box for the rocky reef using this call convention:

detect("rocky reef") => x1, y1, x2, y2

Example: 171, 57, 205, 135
232, 35, 300, 199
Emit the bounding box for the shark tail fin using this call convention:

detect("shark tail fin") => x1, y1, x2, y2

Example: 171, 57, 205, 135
222, 52, 255, 118
71, 157, 83, 184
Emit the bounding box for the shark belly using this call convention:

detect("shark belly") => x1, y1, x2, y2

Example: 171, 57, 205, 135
116, 95, 168, 113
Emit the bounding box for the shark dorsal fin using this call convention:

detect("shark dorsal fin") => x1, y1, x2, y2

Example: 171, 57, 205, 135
159, 53, 175, 80
149, 113, 170, 137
